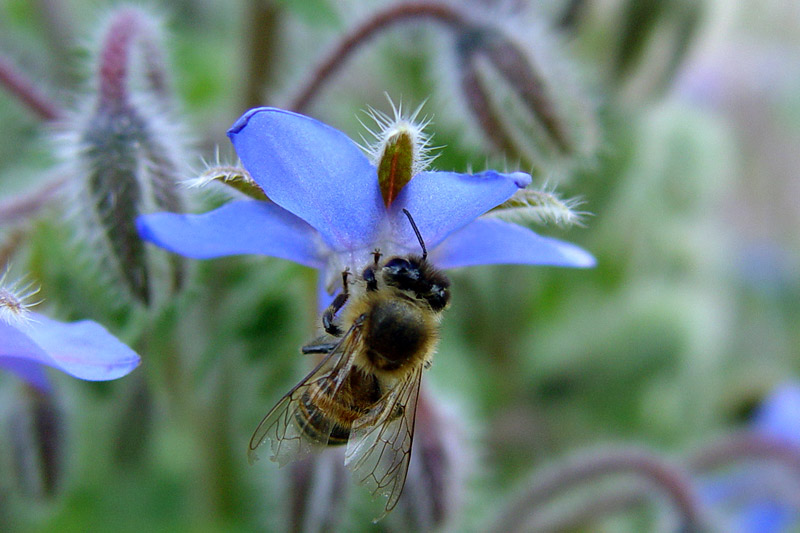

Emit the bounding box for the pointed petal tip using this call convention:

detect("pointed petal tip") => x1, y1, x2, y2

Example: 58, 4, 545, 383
561, 244, 597, 268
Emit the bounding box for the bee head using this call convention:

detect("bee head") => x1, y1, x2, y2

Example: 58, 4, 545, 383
382, 256, 450, 311
378, 209, 451, 311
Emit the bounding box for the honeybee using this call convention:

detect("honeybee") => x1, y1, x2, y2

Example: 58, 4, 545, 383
248, 209, 450, 517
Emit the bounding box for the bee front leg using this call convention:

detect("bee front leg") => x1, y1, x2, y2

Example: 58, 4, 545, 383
322, 269, 350, 336
301, 341, 337, 354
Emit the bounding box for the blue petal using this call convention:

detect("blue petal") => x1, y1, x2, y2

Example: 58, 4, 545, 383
754, 382, 800, 445
738, 503, 794, 533
0, 314, 140, 382
317, 274, 337, 313
228, 108, 384, 251
389, 170, 531, 249
137, 201, 326, 269
0, 322, 51, 391
430, 218, 596, 269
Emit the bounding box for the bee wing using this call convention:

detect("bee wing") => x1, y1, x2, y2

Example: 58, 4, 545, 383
344, 365, 423, 518
248, 324, 363, 467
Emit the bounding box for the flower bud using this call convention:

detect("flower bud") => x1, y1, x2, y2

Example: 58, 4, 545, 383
583, 0, 706, 99
63, 6, 187, 305
111, 373, 153, 465
454, 19, 598, 177
8, 385, 63, 498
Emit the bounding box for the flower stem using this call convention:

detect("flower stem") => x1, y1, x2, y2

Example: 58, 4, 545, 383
289, 1, 471, 112
487, 446, 705, 532
96, 7, 173, 109
0, 53, 63, 121
0, 175, 69, 225
242, 0, 283, 109
523, 482, 648, 532
33, 0, 77, 85
688, 431, 800, 478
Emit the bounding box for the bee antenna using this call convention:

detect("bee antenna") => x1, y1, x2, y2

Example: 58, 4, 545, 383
402, 208, 427, 259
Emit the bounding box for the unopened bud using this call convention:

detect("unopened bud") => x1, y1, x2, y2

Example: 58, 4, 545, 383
611, 0, 706, 98
112, 374, 153, 465
455, 21, 598, 177
9, 386, 63, 498
81, 107, 152, 303
66, 6, 187, 304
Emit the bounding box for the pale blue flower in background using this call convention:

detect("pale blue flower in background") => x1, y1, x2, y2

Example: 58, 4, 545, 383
735, 383, 800, 533
702, 382, 800, 533
1, 277, 141, 391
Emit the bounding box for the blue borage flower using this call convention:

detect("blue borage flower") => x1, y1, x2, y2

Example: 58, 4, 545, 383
136, 107, 594, 305
0, 276, 141, 392
702, 383, 800, 532
736, 383, 800, 532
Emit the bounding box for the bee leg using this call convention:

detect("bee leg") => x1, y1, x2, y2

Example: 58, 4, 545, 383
360, 249, 382, 292
322, 270, 350, 336
301, 342, 338, 354
362, 266, 378, 292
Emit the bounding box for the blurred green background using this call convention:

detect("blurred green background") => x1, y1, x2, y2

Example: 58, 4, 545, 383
1, 0, 799, 531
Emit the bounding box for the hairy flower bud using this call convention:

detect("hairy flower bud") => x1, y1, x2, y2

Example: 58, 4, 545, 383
8, 386, 63, 498
579, 0, 706, 99
617, 0, 705, 85
454, 19, 598, 178
62, 6, 187, 305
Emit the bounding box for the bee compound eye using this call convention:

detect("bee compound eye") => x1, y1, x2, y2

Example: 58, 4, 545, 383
383, 258, 417, 284
383, 257, 411, 273
427, 285, 450, 311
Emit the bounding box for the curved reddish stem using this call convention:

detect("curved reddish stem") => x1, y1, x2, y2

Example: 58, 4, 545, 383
488, 447, 704, 532
0, 54, 63, 121
290, 2, 471, 112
